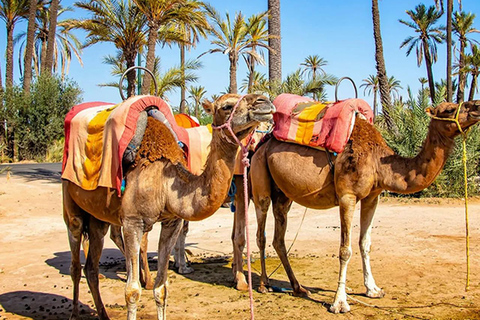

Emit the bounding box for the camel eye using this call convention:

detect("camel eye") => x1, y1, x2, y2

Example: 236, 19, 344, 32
222, 104, 234, 111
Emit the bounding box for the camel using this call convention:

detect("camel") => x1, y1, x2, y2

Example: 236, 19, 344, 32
63, 93, 275, 320
250, 100, 480, 313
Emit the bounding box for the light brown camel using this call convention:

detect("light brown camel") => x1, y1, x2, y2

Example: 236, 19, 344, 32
250, 100, 480, 313
63, 93, 275, 320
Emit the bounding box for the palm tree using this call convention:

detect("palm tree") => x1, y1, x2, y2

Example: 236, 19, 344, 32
202, 6, 253, 93
15, 6, 83, 80
43, 0, 58, 75
187, 85, 206, 119
23, 0, 38, 91
372, 0, 394, 128
399, 4, 445, 103
240, 70, 268, 93
0, 0, 30, 87
419, 77, 428, 91
133, 0, 198, 95
68, 0, 147, 98
300, 55, 327, 100
387, 76, 403, 100
243, 11, 270, 93
268, 0, 281, 83
360, 75, 379, 116
452, 11, 479, 103
463, 44, 480, 101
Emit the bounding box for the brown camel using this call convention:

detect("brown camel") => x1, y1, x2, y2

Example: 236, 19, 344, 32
63, 93, 275, 320
250, 100, 480, 313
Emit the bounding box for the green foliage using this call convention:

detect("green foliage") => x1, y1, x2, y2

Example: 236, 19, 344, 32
377, 87, 480, 198
1, 74, 82, 162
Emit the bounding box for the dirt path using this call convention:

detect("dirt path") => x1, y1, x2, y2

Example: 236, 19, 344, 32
0, 175, 479, 319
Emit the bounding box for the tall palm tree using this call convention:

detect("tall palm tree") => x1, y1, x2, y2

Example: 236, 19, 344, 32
15, 6, 83, 80
300, 54, 327, 100
243, 11, 270, 93
387, 75, 403, 100
43, 0, 58, 75
399, 4, 445, 103
68, 0, 147, 97
23, 0, 38, 91
188, 85, 206, 119
452, 11, 479, 103
133, 0, 197, 95
360, 74, 379, 116
202, 5, 255, 93
463, 44, 480, 101
268, 0, 281, 84
0, 0, 30, 87
372, 0, 395, 128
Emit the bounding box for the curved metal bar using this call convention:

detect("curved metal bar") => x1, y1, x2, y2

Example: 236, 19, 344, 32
119, 66, 158, 100
335, 76, 358, 102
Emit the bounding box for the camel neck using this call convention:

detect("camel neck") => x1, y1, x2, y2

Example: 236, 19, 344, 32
171, 130, 239, 221
378, 121, 456, 194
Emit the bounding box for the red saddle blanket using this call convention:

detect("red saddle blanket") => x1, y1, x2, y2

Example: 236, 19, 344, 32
62, 95, 192, 196
272, 93, 374, 153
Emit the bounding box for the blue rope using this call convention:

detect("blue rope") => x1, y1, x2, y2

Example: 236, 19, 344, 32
228, 180, 237, 212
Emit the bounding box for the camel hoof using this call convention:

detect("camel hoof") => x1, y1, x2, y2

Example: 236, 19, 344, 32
257, 285, 269, 294
292, 286, 311, 298
329, 301, 350, 314
178, 266, 194, 274
144, 282, 154, 290
366, 287, 385, 299
235, 280, 249, 292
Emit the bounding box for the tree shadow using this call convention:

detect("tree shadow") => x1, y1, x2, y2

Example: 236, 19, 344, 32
9, 168, 62, 184
0, 291, 97, 320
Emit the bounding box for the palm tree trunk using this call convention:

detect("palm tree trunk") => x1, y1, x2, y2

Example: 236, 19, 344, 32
6, 23, 15, 87
468, 73, 477, 101
268, 0, 281, 83
180, 44, 186, 113
247, 54, 255, 93
23, 0, 38, 92
372, 0, 394, 129
446, 0, 453, 102
229, 54, 238, 94
456, 40, 467, 103
126, 52, 137, 98
373, 89, 378, 117
40, 38, 47, 72
141, 26, 158, 95
44, 0, 59, 75
423, 40, 436, 102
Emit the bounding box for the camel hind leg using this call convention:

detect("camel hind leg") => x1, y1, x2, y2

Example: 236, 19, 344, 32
174, 220, 194, 274
84, 215, 110, 320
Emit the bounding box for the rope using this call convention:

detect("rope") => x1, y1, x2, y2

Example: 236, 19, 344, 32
429, 102, 470, 291
211, 95, 255, 319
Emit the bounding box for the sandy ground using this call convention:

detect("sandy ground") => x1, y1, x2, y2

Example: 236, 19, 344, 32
0, 174, 480, 320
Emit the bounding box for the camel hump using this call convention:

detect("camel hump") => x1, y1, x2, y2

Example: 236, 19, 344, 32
135, 117, 187, 167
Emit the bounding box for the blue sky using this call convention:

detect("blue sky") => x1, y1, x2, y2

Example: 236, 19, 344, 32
1, 0, 480, 108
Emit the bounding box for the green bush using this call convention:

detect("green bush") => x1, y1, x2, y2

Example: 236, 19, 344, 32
1, 75, 82, 162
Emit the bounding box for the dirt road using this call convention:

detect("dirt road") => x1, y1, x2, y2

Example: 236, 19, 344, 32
0, 175, 479, 319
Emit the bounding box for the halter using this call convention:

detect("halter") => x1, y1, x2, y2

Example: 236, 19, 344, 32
429, 102, 466, 135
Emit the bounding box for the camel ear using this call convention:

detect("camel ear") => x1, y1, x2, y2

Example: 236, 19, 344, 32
202, 100, 214, 115
425, 107, 435, 117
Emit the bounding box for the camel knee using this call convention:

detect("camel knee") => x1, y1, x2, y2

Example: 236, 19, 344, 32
153, 282, 168, 307
125, 281, 142, 304
339, 246, 352, 263
70, 262, 82, 282
359, 239, 371, 256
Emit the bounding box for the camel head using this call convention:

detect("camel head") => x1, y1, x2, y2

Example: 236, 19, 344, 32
203, 93, 275, 140
426, 100, 480, 138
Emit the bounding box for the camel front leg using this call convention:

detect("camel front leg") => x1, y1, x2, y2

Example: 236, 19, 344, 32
154, 218, 184, 320
360, 194, 384, 298
123, 221, 144, 320
174, 220, 194, 274
330, 193, 356, 314
84, 216, 110, 320
231, 175, 249, 291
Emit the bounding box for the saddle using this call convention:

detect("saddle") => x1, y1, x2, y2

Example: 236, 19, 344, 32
272, 93, 374, 153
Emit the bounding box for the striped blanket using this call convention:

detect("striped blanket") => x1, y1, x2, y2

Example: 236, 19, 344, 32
62, 95, 192, 196
272, 93, 374, 153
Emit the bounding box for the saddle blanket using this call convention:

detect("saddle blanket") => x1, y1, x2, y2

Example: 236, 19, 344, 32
272, 93, 374, 153
62, 95, 190, 196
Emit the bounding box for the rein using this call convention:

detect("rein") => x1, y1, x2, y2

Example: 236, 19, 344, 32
211, 95, 256, 319
430, 102, 470, 291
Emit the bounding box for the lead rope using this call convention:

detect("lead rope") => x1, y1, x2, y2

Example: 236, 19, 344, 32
211, 96, 256, 319
430, 102, 470, 291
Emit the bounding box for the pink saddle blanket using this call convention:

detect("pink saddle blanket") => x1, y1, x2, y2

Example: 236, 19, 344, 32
272, 93, 374, 153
